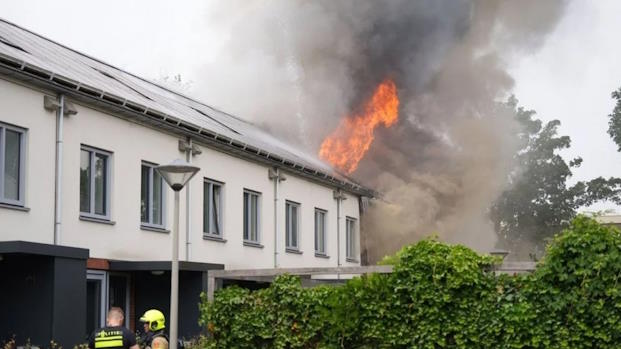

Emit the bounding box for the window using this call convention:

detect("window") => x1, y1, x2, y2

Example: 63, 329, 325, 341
204, 179, 223, 237
141, 162, 164, 228
286, 201, 300, 250
243, 190, 260, 243
0, 123, 25, 206
315, 209, 327, 255
80, 146, 111, 219
346, 217, 357, 260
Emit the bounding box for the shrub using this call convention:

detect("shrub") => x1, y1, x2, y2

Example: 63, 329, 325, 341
199, 216, 621, 348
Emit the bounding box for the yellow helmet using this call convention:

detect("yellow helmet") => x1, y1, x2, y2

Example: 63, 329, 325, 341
140, 309, 166, 331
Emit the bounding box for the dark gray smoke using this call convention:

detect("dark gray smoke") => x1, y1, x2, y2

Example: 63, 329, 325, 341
195, 0, 568, 263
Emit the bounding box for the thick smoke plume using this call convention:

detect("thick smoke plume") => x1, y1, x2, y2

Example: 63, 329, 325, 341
195, 0, 568, 263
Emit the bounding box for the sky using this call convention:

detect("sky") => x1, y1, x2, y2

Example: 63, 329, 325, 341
2, 0, 621, 213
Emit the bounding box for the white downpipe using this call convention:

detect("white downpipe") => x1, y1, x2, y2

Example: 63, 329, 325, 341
334, 190, 347, 268
54, 94, 64, 245
274, 169, 279, 268
269, 168, 286, 268
336, 196, 341, 267
185, 139, 192, 261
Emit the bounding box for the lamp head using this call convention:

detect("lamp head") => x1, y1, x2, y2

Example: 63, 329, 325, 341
155, 159, 200, 191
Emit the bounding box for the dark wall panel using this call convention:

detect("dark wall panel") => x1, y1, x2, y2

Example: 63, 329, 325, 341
178, 271, 204, 337
134, 271, 205, 339
51, 257, 87, 347
0, 254, 54, 346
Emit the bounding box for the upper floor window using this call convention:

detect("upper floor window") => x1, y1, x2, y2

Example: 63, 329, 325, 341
315, 208, 327, 255
204, 179, 223, 237
285, 201, 300, 250
141, 162, 164, 228
0, 123, 25, 206
243, 189, 260, 243
346, 217, 357, 260
80, 145, 111, 220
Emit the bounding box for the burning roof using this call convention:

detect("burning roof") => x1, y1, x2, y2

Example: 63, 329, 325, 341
0, 18, 373, 197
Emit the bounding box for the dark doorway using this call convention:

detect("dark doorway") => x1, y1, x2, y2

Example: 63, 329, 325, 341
86, 278, 102, 336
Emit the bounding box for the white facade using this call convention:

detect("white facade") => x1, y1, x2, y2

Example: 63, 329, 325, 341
0, 77, 362, 269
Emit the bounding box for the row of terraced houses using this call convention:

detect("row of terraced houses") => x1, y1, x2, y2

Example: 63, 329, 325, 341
0, 19, 373, 347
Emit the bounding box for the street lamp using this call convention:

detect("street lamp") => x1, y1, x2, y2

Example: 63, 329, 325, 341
156, 159, 200, 349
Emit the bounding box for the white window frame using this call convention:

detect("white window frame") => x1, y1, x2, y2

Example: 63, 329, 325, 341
243, 189, 261, 244
314, 208, 327, 256
0, 122, 26, 206
285, 200, 301, 250
346, 217, 358, 261
203, 178, 224, 238
86, 270, 108, 329
141, 161, 166, 229
80, 145, 112, 220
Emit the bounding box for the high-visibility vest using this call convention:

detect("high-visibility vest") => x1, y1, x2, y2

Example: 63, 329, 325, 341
94, 329, 124, 349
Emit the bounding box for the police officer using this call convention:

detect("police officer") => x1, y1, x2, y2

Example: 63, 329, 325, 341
89, 307, 139, 349
139, 309, 169, 349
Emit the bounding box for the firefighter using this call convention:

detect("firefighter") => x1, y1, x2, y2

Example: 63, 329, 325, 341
89, 307, 139, 349
139, 309, 169, 349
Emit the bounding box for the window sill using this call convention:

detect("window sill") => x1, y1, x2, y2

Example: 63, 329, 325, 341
141, 225, 169, 233
286, 248, 303, 255
0, 202, 30, 212
203, 235, 227, 243
346, 257, 360, 263
243, 241, 264, 249
79, 215, 115, 225
314, 253, 330, 259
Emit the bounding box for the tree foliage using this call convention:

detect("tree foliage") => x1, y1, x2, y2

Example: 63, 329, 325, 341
490, 98, 586, 256
607, 87, 621, 151
199, 216, 621, 348
490, 98, 621, 257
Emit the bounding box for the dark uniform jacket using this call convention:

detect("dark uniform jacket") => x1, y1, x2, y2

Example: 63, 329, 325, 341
89, 326, 137, 349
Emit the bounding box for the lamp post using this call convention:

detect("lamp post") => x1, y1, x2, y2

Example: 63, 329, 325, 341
155, 159, 200, 349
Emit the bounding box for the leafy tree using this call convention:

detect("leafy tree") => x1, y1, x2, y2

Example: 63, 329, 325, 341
490, 98, 588, 257
490, 97, 621, 258
607, 87, 621, 151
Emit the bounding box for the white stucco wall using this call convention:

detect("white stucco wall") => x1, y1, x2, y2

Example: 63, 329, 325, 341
0, 78, 56, 244
0, 77, 362, 269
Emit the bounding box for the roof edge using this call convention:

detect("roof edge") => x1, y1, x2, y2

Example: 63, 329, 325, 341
0, 60, 376, 197
0, 240, 89, 260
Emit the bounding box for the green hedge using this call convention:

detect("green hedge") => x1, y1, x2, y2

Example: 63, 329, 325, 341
198, 216, 621, 348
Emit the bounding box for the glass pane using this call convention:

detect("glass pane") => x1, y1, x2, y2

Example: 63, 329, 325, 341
141, 166, 149, 223
152, 169, 162, 225
4, 130, 20, 200
94, 153, 107, 215
318, 212, 325, 253
108, 275, 127, 311
314, 212, 318, 252
250, 194, 258, 241
212, 185, 221, 235
86, 280, 101, 336
204, 182, 210, 233
346, 220, 351, 257
285, 204, 290, 247
243, 192, 249, 240
291, 206, 298, 248
80, 150, 91, 213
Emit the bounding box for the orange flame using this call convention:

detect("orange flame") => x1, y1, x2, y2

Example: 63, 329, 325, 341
319, 79, 399, 174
